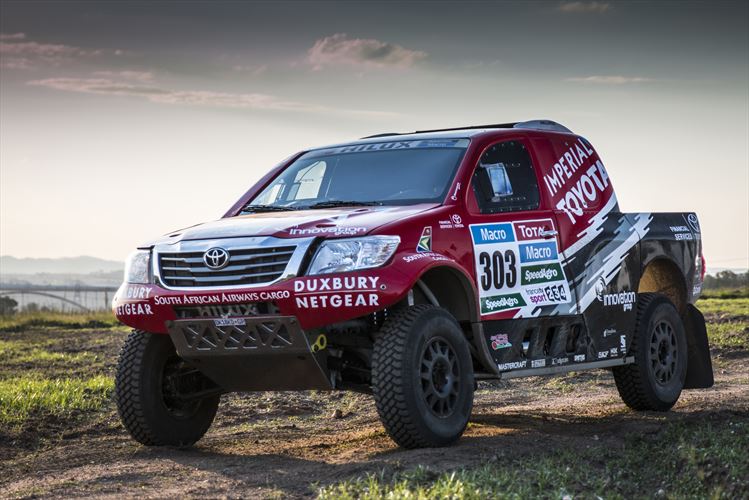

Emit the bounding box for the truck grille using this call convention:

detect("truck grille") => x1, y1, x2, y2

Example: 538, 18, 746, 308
158, 246, 296, 288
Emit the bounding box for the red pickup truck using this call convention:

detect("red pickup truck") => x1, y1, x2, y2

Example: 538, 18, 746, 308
113, 120, 713, 449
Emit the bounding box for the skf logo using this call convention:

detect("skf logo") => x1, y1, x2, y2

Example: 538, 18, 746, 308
417, 226, 432, 252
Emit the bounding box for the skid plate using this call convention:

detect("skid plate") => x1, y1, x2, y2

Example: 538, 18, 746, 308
166, 316, 332, 391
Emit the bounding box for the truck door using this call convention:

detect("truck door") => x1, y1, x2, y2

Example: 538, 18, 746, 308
466, 138, 575, 320
466, 137, 583, 373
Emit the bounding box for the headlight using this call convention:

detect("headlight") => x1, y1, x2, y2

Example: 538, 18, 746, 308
308, 236, 400, 275
124, 250, 151, 284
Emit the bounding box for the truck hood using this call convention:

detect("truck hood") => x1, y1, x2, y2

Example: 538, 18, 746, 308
146, 204, 437, 245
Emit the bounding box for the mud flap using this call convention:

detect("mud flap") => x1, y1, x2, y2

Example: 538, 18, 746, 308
166, 316, 332, 392
683, 304, 714, 389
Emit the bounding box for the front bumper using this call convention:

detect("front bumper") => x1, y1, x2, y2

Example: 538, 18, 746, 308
167, 316, 332, 391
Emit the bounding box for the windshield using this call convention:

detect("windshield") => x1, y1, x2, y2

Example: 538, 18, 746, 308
246, 139, 469, 211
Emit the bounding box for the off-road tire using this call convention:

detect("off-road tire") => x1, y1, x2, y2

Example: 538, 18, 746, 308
613, 293, 687, 411
372, 305, 474, 448
115, 330, 220, 446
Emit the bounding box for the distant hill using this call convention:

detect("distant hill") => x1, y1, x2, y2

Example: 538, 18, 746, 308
0, 255, 124, 275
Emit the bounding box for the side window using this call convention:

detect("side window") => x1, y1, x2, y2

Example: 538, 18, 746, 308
472, 140, 540, 213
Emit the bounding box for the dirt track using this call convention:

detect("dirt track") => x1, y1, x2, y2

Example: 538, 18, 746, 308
2, 330, 747, 499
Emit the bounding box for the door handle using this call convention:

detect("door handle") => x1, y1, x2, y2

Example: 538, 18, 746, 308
539, 229, 558, 239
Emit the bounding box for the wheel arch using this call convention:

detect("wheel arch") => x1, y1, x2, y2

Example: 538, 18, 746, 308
414, 264, 479, 324
638, 257, 688, 314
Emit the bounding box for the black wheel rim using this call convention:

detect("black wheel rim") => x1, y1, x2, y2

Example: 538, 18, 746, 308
419, 337, 460, 417
161, 356, 203, 419
649, 320, 678, 385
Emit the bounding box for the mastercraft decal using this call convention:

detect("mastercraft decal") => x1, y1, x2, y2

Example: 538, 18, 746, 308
471, 219, 571, 315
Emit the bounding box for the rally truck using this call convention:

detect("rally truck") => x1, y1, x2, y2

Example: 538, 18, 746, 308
113, 119, 713, 449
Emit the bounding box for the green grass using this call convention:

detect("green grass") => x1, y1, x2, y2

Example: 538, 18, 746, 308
707, 321, 749, 349
318, 419, 748, 499
0, 311, 122, 332
0, 375, 113, 427
700, 288, 749, 300
697, 298, 749, 317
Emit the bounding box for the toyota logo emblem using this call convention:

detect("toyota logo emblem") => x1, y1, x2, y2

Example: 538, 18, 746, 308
203, 248, 229, 270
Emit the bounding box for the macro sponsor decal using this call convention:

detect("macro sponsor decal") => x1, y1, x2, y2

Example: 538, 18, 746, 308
294, 276, 381, 309
116, 303, 153, 316
417, 226, 432, 252
471, 219, 571, 315
490, 333, 512, 350
519, 242, 558, 263
595, 277, 635, 311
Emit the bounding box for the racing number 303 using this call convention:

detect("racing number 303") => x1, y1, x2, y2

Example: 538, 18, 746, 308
479, 250, 517, 291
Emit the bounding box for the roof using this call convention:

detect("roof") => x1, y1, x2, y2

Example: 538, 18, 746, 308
309, 120, 574, 151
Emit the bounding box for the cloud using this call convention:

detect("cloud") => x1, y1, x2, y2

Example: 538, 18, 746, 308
93, 70, 154, 82
27, 77, 396, 118
558, 2, 611, 13
0, 33, 26, 40
0, 33, 115, 69
565, 75, 654, 84
232, 64, 268, 76
307, 33, 427, 70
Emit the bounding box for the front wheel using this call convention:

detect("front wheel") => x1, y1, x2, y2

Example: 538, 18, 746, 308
613, 293, 687, 411
372, 305, 474, 448
115, 331, 220, 446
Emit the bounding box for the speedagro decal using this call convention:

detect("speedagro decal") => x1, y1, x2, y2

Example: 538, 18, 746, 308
294, 276, 381, 309
471, 219, 571, 315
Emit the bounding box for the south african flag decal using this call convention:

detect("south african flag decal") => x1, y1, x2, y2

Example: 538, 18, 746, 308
417, 226, 432, 252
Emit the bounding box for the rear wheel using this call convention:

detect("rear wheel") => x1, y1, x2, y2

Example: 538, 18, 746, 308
115, 331, 220, 446
372, 305, 474, 448
613, 293, 687, 411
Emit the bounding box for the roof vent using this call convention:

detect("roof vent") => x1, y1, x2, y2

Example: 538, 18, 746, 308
513, 120, 573, 134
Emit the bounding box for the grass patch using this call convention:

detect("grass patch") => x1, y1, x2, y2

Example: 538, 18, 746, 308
318, 419, 748, 499
0, 375, 113, 427
700, 288, 749, 299
697, 298, 749, 317
708, 321, 749, 349
0, 311, 121, 332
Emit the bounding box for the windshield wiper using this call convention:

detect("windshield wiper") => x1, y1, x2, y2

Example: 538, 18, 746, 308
240, 204, 299, 214
304, 200, 383, 209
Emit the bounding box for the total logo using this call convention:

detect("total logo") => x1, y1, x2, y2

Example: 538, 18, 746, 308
595, 277, 636, 311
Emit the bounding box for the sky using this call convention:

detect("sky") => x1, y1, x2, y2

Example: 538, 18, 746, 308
1, 0, 747, 270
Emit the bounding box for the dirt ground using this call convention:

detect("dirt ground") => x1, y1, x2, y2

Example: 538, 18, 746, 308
1, 312, 748, 499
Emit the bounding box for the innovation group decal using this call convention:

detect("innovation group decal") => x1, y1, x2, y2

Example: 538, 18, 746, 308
469, 219, 572, 315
